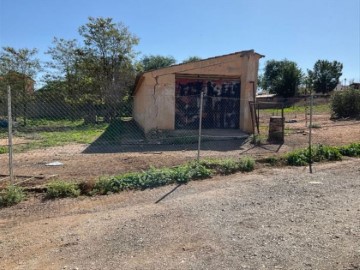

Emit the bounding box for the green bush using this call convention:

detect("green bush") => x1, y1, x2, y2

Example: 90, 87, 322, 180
199, 157, 255, 174
0, 185, 25, 207
286, 145, 342, 166
93, 164, 212, 195
331, 89, 360, 118
0, 146, 8, 154
338, 143, 360, 157
46, 180, 80, 199
286, 149, 309, 166
239, 157, 256, 172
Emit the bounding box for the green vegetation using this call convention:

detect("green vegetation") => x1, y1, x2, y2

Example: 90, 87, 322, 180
308, 60, 343, 94
0, 185, 25, 207
140, 54, 176, 71
262, 103, 330, 115
93, 163, 212, 195
260, 59, 302, 97
309, 123, 322, 129
92, 157, 255, 195
45, 180, 80, 199
0, 146, 7, 154
331, 89, 360, 119
286, 144, 342, 166
250, 134, 267, 145
338, 143, 360, 157
199, 157, 255, 174
14, 122, 107, 152
262, 144, 360, 167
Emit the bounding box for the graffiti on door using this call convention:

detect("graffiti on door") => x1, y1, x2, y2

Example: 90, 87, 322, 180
175, 77, 241, 129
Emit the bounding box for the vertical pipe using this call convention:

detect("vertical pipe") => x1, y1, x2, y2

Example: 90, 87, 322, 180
281, 102, 285, 142
197, 92, 204, 161
256, 102, 260, 134
7, 86, 14, 184
309, 94, 313, 173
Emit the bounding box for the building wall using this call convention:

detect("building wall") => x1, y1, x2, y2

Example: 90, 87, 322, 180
133, 51, 262, 133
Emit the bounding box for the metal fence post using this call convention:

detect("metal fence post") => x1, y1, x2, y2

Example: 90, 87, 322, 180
197, 92, 204, 161
7, 85, 14, 184
308, 94, 313, 173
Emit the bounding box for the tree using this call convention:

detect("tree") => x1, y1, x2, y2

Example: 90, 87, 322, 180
307, 60, 343, 94
260, 59, 302, 97
182, 56, 202, 64
47, 17, 139, 123
45, 38, 83, 101
140, 55, 176, 72
0, 47, 41, 125
80, 17, 140, 122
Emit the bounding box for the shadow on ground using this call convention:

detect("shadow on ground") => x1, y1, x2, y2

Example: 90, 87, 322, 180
83, 119, 252, 154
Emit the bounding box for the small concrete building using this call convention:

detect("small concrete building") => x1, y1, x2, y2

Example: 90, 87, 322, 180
133, 50, 263, 134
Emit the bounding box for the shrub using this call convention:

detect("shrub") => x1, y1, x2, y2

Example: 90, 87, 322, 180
313, 144, 342, 162
286, 149, 309, 166
92, 164, 212, 195
286, 145, 342, 166
199, 157, 255, 174
331, 89, 360, 119
0, 146, 7, 154
239, 157, 256, 172
46, 180, 80, 199
187, 163, 213, 179
0, 185, 25, 207
338, 143, 360, 157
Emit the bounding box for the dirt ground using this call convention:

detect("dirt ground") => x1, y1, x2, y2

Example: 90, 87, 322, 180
0, 159, 359, 270
0, 116, 359, 186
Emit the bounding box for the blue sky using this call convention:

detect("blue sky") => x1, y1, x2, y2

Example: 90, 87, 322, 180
0, 0, 359, 84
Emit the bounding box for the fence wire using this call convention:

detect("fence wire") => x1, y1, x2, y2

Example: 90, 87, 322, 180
0, 89, 359, 187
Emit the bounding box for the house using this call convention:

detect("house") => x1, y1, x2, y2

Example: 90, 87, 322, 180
133, 50, 264, 134
0, 71, 35, 94
349, 82, 360, 90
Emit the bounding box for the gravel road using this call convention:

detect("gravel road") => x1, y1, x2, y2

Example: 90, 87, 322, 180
0, 159, 359, 270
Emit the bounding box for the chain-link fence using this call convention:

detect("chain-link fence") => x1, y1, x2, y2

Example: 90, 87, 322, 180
1, 88, 359, 187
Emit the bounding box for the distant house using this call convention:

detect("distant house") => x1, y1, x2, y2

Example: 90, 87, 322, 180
133, 50, 264, 134
0, 71, 35, 94
349, 83, 360, 90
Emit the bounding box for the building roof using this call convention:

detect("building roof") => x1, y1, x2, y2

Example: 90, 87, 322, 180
133, 49, 264, 95
143, 49, 264, 74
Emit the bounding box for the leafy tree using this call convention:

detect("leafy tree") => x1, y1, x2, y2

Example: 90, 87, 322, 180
0, 47, 41, 125
182, 56, 202, 64
46, 17, 139, 123
140, 55, 176, 72
260, 59, 302, 97
307, 60, 343, 94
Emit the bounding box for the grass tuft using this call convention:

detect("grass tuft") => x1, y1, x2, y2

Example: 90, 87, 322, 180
0, 146, 7, 154
45, 180, 80, 199
0, 185, 25, 207
199, 157, 255, 175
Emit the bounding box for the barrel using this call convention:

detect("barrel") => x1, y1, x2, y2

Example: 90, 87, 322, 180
268, 116, 284, 143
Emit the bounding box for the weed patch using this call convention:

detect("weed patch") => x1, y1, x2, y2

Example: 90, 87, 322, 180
286, 144, 342, 166
93, 163, 212, 195
0, 185, 25, 207
46, 180, 80, 199
199, 157, 255, 175
0, 146, 7, 154
338, 143, 360, 157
